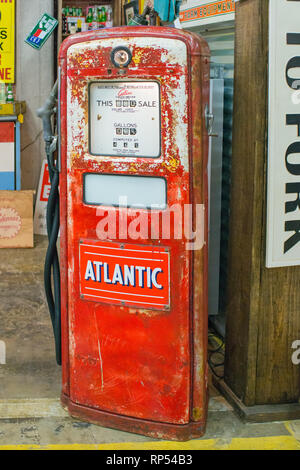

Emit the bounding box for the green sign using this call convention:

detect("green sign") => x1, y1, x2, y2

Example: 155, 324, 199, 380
25, 13, 58, 50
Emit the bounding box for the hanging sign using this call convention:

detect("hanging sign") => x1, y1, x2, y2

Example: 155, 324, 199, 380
0, 0, 15, 83
179, 0, 235, 27
267, 0, 300, 267
25, 13, 58, 50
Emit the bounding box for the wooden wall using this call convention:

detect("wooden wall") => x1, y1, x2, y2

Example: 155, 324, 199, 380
224, 0, 300, 405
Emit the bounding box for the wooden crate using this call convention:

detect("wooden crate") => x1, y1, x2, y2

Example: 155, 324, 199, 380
0, 190, 34, 248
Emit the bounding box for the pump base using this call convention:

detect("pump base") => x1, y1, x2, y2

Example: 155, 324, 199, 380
61, 393, 206, 442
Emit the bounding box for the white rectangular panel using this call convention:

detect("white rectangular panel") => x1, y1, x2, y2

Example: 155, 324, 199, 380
0, 142, 14, 172
84, 174, 167, 209
89, 81, 160, 158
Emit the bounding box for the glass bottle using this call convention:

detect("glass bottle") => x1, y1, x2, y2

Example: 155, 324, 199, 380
6, 84, 14, 104
0, 83, 6, 104
86, 7, 93, 23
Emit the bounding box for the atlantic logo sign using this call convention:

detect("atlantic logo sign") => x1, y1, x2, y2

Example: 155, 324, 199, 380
80, 240, 170, 310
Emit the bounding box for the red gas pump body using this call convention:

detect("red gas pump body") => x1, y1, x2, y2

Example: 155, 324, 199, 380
59, 27, 210, 441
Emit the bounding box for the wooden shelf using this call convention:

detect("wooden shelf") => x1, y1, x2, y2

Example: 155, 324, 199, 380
57, 0, 125, 52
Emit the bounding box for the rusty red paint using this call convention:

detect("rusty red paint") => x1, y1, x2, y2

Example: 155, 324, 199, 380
59, 26, 210, 441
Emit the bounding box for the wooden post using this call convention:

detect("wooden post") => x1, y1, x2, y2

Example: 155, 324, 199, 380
57, 0, 63, 50
215, 0, 300, 420
113, 0, 127, 26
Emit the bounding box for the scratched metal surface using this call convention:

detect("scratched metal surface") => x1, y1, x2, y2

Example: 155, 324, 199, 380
59, 27, 209, 436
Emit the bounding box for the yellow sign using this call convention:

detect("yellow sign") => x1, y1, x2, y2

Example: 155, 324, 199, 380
0, 0, 15, 83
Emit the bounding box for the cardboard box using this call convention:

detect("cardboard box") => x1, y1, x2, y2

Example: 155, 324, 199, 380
0, 190, 34, 248
0, 101, 26, 116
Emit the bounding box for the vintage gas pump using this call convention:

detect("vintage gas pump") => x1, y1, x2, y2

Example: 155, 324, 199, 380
57, 26, 210, 441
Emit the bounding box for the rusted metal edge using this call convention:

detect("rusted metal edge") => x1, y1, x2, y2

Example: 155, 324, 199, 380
61, 393, 207, 442
58, 26, 210, 61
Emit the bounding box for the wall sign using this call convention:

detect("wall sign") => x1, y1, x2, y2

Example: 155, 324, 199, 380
179, 0, 235, 26
0, 0, 15, 83
267, 0, 300, 267
25, 13, 58, 50
89, 81, 161, 158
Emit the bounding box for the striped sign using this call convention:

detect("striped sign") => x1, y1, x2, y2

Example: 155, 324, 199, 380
0, 121, 14, 190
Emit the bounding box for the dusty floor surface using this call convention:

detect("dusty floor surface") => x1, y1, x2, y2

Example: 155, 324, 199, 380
0, 236, 299, 449
0, 236, 60, 399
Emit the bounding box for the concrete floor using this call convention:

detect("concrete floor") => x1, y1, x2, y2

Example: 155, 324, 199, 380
0, 236, 300, 450
0, 236, 60, 399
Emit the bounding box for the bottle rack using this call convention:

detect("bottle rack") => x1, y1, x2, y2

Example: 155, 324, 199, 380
57, 0, 124, 49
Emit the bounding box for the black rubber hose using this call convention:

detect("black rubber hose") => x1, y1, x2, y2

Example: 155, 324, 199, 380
37, 80, 61, 365
44, 149, 61, 365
